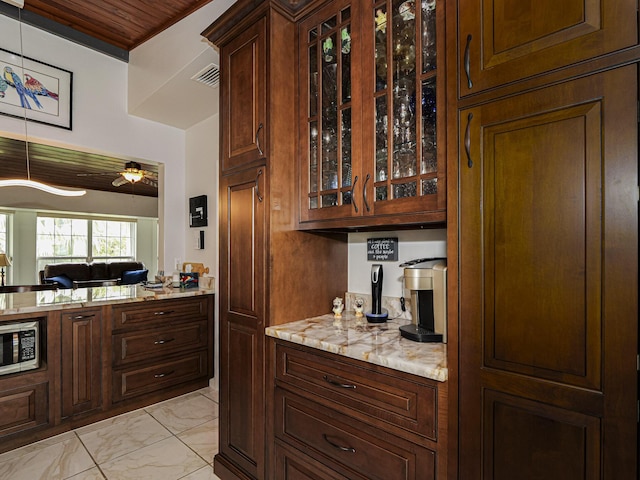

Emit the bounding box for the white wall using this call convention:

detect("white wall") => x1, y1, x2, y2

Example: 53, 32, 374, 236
185, 114, 218, 272
348, 229, 447, 297
0, 15, 186, 271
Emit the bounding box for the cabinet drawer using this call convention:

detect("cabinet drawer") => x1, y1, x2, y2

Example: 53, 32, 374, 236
112, 351, 207, 402
275, 342, 437, 440
112, 297, 209, 331
275, 443, 350, 480
275, 389, 435, 480
113, 321, 208, 367
0, 382, 49, 437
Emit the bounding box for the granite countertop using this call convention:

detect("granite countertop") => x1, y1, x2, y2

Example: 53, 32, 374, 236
266, 312, 447, 382
0, 284, 215, 316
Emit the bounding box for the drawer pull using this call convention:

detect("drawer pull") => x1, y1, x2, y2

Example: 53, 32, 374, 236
464, 34, 473, 89
323, 375, 356, 390
154, 370, 175, 378
323, 434, 356, 453
72, 314, 95, 319
153, 310, 175, 316
154, 338, 175, 345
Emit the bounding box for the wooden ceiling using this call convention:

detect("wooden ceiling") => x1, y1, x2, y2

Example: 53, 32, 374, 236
21, 0, 214, 51
0, 137, 159, 197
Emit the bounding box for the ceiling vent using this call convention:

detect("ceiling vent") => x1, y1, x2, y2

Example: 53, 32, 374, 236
191, 63, 220, 88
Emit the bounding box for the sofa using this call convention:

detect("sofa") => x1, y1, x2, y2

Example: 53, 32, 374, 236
40, 261, 147, 288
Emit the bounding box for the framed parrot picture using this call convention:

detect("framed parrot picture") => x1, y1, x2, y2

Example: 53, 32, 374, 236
0, 48, 72, 130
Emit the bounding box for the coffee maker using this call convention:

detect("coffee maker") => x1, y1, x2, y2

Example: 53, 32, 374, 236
399, 258, 447, 342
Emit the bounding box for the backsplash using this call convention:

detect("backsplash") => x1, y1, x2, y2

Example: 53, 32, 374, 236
344, 292, 414, 321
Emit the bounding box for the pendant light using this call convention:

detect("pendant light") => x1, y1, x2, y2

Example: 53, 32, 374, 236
0, 6, 86, 197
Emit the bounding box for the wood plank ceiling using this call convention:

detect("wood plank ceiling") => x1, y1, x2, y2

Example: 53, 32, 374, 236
22, 0, 214, 52
0, 0, 213, 197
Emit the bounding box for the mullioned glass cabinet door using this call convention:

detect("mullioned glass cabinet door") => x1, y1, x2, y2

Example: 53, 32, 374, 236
299, 0, 363, 223
364, 0, 445, 217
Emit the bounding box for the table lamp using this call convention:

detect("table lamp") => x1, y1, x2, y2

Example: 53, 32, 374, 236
0, 254, 11, 286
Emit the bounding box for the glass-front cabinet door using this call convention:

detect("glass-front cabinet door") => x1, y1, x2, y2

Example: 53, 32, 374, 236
363, 0, 445, 219
298, 0, 445, 226
299, 0, 362, 223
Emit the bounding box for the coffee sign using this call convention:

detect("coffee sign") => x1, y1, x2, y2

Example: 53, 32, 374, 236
367, 237, 398, 261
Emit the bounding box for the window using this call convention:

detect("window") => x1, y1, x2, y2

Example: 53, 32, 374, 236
0, 213, 8, 254
36, 216, 136, 272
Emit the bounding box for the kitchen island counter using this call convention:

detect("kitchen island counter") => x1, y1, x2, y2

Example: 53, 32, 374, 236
266, 312, 447, 382
0, 284, 215, 316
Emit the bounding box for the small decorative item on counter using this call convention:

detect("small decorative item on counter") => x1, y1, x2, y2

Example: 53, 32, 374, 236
180, 272, 199, 289
332, 296, 344, 317
354, 297, 365, 317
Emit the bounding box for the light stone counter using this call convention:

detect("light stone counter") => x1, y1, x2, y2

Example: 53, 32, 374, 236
0, 284, 215, 316
266, 312, 447, 382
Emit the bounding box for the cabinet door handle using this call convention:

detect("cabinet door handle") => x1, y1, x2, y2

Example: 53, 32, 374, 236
464, 34, 473, 89
323, 434, 356, 453
464, 112, 474, 168
256, 123, 264, 156
351, 175, 359, 213
154, 338, 175, 345
323, 375, 356, 389
153, 310, 174, 316
255, 168, 264, 202
363, 173, 371, 212
72, 314, 95, 320
154, 370, 174, 379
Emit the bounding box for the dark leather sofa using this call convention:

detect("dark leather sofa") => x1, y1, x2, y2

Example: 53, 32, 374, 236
40, 261, 147, 288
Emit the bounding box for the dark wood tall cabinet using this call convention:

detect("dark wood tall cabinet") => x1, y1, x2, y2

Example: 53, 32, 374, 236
204, 3, 349, 479
452, 0, 639, 478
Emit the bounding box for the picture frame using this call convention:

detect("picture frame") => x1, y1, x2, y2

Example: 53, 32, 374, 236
0, 48, 72, 130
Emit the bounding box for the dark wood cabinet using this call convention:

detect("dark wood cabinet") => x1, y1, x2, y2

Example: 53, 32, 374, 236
457, 66, 638, 479
298, 0, 446, 229
205, 3, 349, 478
110, 296, 213, 404
217, 166, 267, 480
220, 17, 267, 173
272, 340, 447, 480
0, 294, 214, 454
457, 0, 638, 97
61, 308, 102, 418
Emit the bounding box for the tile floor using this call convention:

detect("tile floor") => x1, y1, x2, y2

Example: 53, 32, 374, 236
0, 386, 221, 480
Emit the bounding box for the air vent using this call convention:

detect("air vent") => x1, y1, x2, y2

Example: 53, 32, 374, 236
191, 63, 220, 88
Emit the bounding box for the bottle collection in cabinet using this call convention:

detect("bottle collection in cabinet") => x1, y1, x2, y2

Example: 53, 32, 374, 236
298, 0, 446, 228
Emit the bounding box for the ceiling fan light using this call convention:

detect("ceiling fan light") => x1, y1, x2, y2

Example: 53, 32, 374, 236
0, 179, 86, 196
122, 170, 143, 183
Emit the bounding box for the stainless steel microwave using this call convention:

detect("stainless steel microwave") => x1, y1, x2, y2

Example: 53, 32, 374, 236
0, 321, 40, 376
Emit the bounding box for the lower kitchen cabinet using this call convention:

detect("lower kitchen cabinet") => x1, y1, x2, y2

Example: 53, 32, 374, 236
271, 340, 447, 480
61, 307, 102, 419
0, 293, 215, 453
110, 296, 214, 404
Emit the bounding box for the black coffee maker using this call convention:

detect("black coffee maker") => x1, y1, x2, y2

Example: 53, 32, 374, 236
399, 258, 447, 342
366, 264, 389, 323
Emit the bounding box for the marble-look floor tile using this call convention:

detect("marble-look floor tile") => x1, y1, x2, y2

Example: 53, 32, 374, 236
177, 419, 218, 463
181, 465, 223, 480
67, 466, 106, 479
198, 385, 219, 403
77, 410, 171, 464
146, 392, 218, 434
0, 433, 94, 480
0, 431, 77, 464
99, 436, 206, 480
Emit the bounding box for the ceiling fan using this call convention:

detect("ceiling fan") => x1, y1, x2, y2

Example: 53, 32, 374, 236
78, 161, 158, 188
